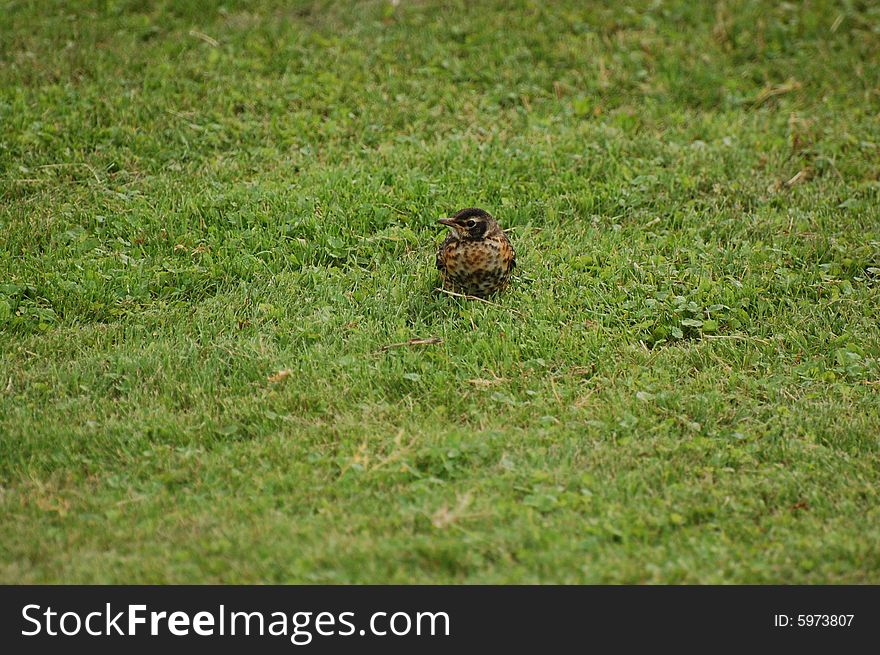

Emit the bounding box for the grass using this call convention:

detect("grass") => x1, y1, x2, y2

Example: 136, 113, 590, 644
1, 0, 879, 583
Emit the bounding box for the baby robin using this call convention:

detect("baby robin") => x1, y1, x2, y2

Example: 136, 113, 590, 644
435, 208, 516, 297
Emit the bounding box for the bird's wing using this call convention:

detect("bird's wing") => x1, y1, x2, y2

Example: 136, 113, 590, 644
436, 234, 455, 270
504, 234, 516, 270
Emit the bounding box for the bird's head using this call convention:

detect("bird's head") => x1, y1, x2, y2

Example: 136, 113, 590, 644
437, 208, 499, 241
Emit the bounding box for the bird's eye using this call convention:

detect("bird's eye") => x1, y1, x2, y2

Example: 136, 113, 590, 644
466, 219, 477, 227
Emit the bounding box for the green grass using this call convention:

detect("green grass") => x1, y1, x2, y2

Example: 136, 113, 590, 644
2, 0, 879, 583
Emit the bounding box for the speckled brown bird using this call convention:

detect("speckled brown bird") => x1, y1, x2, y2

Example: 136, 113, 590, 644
436, 208, 516, 297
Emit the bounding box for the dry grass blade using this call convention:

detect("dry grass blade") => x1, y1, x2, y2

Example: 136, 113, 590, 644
432, 493, 473, 529
189, 29, 219, 47
466, 376, 507, 387
753, 78, 802, 107
435, 287, 522, 314
267, 369, 292, 384
381, 337, 444, 351
703, 335, 771, 345
784, 169, 810, 187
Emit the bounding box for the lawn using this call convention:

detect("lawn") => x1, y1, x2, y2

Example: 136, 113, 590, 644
1, 0, 879, 583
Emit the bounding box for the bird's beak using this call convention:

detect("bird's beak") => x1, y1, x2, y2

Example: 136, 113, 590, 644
437, 218, 458, 228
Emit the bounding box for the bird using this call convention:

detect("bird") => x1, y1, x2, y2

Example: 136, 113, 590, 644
435, 207, 516, 297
